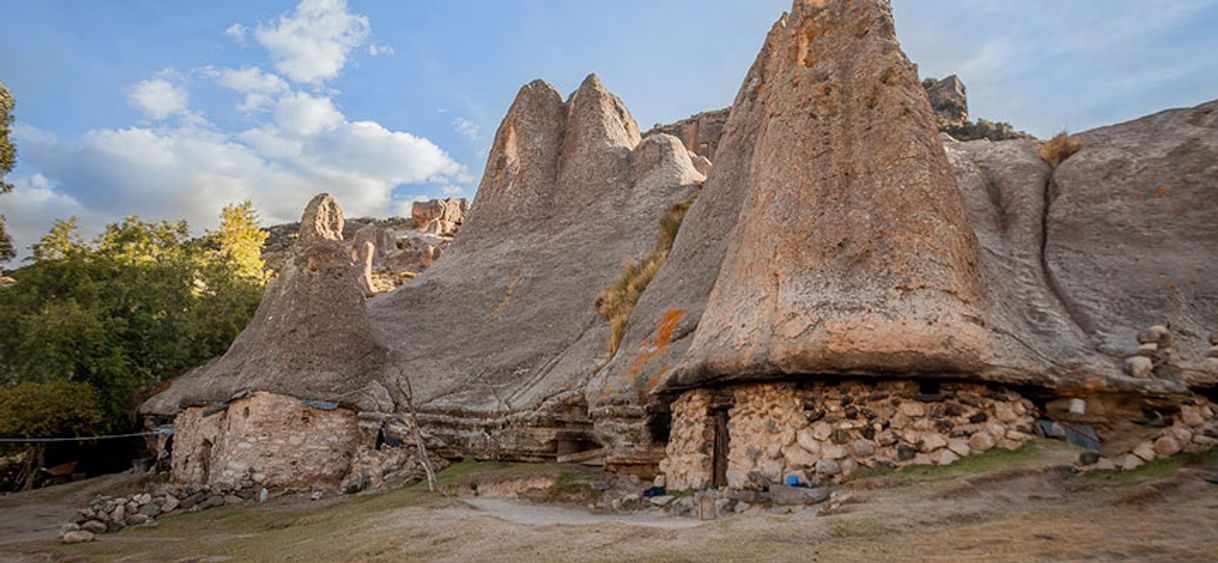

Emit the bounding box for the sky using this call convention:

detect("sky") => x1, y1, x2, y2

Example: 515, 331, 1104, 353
2, 0, 1217, 263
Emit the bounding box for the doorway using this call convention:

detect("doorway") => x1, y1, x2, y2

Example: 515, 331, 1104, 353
710, 407, 730, 489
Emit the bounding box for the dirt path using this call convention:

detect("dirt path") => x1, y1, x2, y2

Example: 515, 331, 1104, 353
2, 443, 1217, 562
446, 497, 704, 529
0, 472, 153, 546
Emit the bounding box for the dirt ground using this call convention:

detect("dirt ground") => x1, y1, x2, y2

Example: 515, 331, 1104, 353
2, 441, 1217, 562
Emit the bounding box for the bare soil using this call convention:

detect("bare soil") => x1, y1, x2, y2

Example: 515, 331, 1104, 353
2, 441, 1217, 562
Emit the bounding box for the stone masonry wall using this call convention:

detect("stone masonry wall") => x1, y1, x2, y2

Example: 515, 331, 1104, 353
172, 392, 367, 489
661, 380, 1038, 491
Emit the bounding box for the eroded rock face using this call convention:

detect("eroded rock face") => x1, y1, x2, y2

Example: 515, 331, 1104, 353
676, 0, 987, 384
645, 108, 730, 161
298, 193, 345, 245
367, 75, 703, 459
172, 392, 364, 488
925, 75, 968, 128
1047, 101, 1218, 381
411, 198, 468, 237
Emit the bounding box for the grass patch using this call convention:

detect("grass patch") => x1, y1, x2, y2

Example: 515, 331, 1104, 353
1037, 131, 1082, 168
596, 197, 696, 355
849, 442, 1052, 483
1076, 447, 1218, 486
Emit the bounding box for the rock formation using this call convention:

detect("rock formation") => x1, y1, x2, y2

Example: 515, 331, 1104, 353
365, 75, 704, 460
924, 75, 1034, 141
142, 193, 391, 416
645, 108, 729, 161
145, 0, 1218, 488
591, 0, 1217, 463
924, 75, 968, 128
411, 197, 468, 237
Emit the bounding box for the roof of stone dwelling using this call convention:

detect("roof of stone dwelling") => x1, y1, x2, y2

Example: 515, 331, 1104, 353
142, 194, 393, 416
589, 0, 1215, 414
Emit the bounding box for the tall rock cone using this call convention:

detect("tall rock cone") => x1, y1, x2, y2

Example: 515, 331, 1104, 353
142, 193, 389, 415
367, 75, 702, 459
671, 0, 987, 386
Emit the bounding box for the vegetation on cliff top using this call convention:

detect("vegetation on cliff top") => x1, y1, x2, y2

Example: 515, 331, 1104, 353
596, 196, 695, 355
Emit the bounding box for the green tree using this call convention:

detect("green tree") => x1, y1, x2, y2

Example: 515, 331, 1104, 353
0, 203, 268, 435
206, 201, 269, 282
0, 80, 17, 262
0, 380, 105, 490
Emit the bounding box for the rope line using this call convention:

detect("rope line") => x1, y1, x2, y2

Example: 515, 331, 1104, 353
0, 430, 168, 443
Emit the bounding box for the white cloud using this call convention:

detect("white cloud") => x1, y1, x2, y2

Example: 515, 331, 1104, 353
367, 44, 394, 56
206, 66, 290, 112
128, 77, 188, 120
11, 97, 468, 257
2, 174, 86, 261
452, 118, 481, 143
225, 23, 247, 42
273, 91, 343, 135
208, 66, 289, 94
254, 0, 370, 84
7, 0, 473, 259
441, 185, 464, 196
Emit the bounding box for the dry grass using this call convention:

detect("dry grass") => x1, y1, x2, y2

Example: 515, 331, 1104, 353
596, 197, 695, 355
1037, 131, 1082, 168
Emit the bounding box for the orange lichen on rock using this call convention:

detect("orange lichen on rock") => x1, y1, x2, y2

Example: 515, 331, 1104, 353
629, 308, 687, 379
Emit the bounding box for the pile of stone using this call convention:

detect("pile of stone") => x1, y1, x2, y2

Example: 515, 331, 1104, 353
662, 381, 1039, 491
340, 443, 446, 494
1125, 325, 1176, 379
1089, 399, 1218, 471
61, 479, 268, 543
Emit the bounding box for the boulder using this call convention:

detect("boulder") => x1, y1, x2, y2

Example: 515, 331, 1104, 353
61, 531, 95, 544
767, 486, 832, 506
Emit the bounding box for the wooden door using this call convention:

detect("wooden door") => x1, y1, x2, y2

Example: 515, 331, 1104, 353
711, 408, 730, 489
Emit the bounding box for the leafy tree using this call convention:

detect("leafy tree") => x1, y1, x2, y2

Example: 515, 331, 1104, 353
1, 80, 17, 262
206, 201, 269, 282
0, 204, 268, 433
0, 380, 104, 490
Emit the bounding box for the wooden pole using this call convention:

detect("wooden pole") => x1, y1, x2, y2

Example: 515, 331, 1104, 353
396, 371, 438, 493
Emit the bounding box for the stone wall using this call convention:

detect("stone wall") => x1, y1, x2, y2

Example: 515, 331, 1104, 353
660, 380, 1038, 491
172, 392, 367, 489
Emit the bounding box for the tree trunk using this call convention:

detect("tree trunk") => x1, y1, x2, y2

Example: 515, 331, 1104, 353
20, 445, 45, 492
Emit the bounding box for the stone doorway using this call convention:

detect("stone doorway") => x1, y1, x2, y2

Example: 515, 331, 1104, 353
710, 407, 730, 489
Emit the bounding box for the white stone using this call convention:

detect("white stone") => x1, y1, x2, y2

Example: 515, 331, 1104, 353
947, 440, 971, 457
1180, 406, 1205, 427
821, 444, 847, 460
993, 402, 1018, 423
811, 422, 833, 441
937, 449, 960, 466
1132, 442, 1157, 462
796, 429, 820, 452
1153, 435, 1182, 457
968, 431, 996, 452
898, 402, 925, 417
1121, 454, 1145, 471
919, 433, 948, 452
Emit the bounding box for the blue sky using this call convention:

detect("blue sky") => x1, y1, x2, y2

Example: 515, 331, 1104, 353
2, 0, 1217, 262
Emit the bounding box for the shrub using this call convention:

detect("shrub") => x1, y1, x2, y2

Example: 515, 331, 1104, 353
1037, 131, 1082, 168
596, 196, 696, 355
